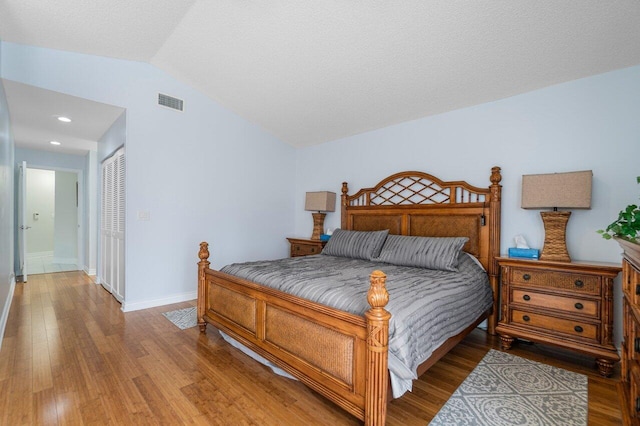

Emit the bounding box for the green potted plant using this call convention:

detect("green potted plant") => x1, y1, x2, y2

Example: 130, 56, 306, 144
597, 176, 640, 243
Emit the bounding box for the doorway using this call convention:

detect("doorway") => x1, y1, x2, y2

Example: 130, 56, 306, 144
20, 166, 82, 277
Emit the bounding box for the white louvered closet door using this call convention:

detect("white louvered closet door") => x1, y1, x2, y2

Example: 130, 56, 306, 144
100, 147, 125, 302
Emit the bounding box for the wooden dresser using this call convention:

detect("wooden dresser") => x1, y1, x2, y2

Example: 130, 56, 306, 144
619, 238, 640, 425
496, 256, 621, 376
287, 238, 326, 257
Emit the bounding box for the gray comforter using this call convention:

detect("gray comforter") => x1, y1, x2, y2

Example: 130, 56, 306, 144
221, 252, 493, 397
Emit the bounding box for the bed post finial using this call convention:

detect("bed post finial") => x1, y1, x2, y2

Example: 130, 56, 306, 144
341, 182, 349, 229
366, 270, 389, 309
364, 270, 390, 426
197, 242, 210, 333
490, 166, 502, 202
199, 242, 210, 261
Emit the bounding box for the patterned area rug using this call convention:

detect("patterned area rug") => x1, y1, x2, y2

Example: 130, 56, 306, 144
429, 349, 587, 426
162, 307, 197, 330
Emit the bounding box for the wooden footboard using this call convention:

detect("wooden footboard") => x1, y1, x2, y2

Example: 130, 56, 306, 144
197, 242, 391, 425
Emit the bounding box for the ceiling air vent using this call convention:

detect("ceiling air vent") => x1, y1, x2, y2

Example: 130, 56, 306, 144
158, 93, 184, 112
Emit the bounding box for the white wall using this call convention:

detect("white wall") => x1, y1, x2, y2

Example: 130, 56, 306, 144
26, 168, 55, 254
0, 40, 16, 350
1, 42, 297, 311
84, 150, 97, 275
16, 147, 86, 170
295, 65, 640, 347
53, 170, 78, 263
98, 111, 125, 162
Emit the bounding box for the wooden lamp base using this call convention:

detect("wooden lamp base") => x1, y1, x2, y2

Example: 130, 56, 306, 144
540, 211, 571, 262
310, 212, 326, 240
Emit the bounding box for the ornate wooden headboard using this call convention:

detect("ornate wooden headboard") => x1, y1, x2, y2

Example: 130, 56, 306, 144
341, 166, 502, 333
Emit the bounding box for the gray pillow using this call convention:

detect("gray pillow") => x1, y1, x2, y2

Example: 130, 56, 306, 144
322, 229, 389, 260
374, 235, 469, 271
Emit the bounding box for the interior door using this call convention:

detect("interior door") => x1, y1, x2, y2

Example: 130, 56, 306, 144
18, 161, 29, 282
101, 158, 113, 293
100, 148, 125, 302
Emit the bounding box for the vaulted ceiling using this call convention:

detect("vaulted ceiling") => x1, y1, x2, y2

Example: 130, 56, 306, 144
2, 1, 640, 147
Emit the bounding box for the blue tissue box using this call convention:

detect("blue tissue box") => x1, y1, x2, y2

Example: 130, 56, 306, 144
320, 234, 331, 241
508, 247, 540, 259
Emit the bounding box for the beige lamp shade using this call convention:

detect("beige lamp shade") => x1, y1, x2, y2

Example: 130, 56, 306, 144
521, 170, 592, 209
305, 191, 336, 212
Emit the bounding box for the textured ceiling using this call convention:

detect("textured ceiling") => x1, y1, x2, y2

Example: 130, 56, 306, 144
2, 1, 640, 147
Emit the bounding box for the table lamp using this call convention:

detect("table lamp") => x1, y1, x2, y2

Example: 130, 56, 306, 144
521, 170, 592, 262
305, 191, 336, 240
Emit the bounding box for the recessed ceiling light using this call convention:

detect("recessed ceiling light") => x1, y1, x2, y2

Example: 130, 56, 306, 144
57, 116, 72, 123
50, 141, 61, 145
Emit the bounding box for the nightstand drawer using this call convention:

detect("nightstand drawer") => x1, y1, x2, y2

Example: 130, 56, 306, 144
511, 267, 601, 295
287, 238, 327, 258
512, 289, 599, 318
291, 243, 322, 256
511, 309, 598, 341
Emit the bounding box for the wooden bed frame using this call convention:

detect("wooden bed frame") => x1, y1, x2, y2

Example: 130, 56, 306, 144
197, 166, 502, 425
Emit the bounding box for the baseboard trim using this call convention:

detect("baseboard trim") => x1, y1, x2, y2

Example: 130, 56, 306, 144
121, 291, 197, 313
0, 275, 17, 352
83, 267, 96, 276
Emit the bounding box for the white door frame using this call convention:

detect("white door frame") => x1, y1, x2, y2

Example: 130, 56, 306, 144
18, 161, 28, 281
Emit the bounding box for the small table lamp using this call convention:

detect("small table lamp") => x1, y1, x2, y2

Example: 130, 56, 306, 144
305, 191, 336, 240
521, 170, 592, 262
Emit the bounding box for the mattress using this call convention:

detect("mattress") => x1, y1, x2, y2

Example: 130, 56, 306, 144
221, 252, 493, 397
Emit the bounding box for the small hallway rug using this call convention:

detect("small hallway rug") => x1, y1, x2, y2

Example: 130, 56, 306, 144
429, 349, 587, 426
163, 307, 197, 330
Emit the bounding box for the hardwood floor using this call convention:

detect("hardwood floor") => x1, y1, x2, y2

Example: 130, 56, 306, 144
0, 271, 623, 425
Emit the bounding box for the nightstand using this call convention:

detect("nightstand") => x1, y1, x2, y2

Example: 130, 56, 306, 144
287, 238, 327, 258
496, 256, 621, 376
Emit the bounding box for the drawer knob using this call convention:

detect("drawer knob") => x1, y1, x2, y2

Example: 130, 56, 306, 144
522, 295, 531, 301
522, 274, 531, 281
522, 315, 530, 322
635, 337, 640, 353
574, 302, 583, 310
574, 280, 584, 288
574, 325, 583, 333
636, 284, 640, 295
311, 248, 316, 253
296, 246, 300, 251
